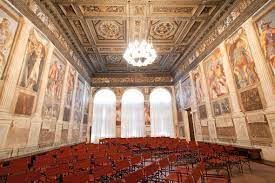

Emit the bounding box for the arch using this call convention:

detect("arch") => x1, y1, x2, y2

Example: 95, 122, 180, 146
121, 88, 145, 137
149, 87, 175, 137
91, 88, 116, 143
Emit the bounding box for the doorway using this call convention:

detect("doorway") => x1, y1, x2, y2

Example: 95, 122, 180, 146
186, 108, 195, 141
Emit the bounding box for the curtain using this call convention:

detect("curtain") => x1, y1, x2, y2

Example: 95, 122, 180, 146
91, 89, 116, 143
121, 89, 145, 137
150, 88, 175, 137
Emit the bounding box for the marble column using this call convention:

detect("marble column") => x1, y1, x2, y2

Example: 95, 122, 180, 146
189, 72, 202, 141
220, 43, 250, 145
53, 63, 69, 145
243, 19, 275, 143
67, 73, 78, 142
27, 43, 55, 147
171, 86, 179, 138
0, 19, 31, 148
199, 63, 217, 142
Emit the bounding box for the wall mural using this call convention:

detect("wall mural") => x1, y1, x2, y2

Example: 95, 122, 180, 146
63, 68, 76, 121
0, 4, 20, 78
144, 101, 150, 125
15, 29, 48, 115
180, 77, 192, 109
225, 28, 263, 112
42, 52, 66, 119
240, 87, 263, 111
74, 78, 85, 123
212, 98, 231, 116
175, 82, 182, 109
191, 67, 205, 104
204, 48, 228, 99
82, 85, 90, 124
254, 6, 275, 77
198, 105, 207, 120
226, 29, 259, 89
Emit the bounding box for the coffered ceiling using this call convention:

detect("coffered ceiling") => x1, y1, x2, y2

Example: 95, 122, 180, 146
37, 0, 234, 75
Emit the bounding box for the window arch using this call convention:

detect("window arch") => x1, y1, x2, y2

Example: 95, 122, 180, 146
121, 88, 145, 137
150, 87, 175, 137
91, 89, 116, 143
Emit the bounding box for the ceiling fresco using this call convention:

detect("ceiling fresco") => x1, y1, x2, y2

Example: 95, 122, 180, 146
35, 0, 234, 74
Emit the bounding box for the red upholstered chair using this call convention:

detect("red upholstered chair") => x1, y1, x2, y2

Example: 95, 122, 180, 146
90, 164, 115, 182
63, 171, 89, 183
124, 169, 144, 183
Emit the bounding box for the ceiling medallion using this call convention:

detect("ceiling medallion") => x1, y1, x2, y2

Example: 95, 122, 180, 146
123, 40, 157, 67
123, 0, 157, 67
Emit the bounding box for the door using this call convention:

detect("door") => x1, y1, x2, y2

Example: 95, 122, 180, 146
186, 108, 195, 141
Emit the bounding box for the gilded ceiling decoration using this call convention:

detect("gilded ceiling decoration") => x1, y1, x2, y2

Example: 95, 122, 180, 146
20, 0, 265, 83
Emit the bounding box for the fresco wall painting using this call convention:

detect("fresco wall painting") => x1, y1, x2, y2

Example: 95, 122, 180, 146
14, 28, 48, 116
253, 5, 275, 84
0, 3, 22, 83
225, 28, 272, 144
63, 68, 76, 121
180, 77, 192, 109
42, 52, 66, 119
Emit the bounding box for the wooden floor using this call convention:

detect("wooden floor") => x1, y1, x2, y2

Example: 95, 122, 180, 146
232, 162, 275, 183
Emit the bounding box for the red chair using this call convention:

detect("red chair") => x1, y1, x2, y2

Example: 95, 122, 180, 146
124, 169, 144, 183
63, 171, 89, 183
91, 164, 114, 182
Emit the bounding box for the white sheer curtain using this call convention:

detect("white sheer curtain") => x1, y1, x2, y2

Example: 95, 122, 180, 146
121, 89, 145, 137
150, 88, 175, 137
91, 89, 116, 143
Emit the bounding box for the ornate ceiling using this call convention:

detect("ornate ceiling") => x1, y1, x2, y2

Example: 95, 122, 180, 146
36, 0, 235, 75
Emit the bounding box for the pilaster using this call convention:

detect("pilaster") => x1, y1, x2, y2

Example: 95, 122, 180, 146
0, 20, 31, 148
189, 72, 202, 141
54, 63, 69, 145
171, 86, 178, 137
199, 63, 217, 142
220, 42, 250, 145
67, 72, 79, 142
243, 19, 275, 143
27, 43, 55, 147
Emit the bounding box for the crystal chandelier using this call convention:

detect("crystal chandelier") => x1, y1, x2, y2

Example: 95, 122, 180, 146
123, 40, 157, 67
123, 0, 157, 67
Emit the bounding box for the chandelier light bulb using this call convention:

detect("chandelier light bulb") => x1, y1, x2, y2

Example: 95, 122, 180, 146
123, 40, 157, 67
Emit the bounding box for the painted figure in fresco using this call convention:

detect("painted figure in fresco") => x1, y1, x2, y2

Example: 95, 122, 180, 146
0, 18, 13, 76
20, 31, 46, 92
207, 53, 227, 99
260, 22, 275, 74
66, 71, 75, 105
232, 40, 258, 88
193, 72, 204, 103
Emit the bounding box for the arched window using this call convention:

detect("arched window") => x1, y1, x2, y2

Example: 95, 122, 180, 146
150, 88, 175, 137
121, 88, 145, 137
91, 89, 116, 143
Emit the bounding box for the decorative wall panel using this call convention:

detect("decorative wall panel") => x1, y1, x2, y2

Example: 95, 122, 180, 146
42, 52, 66, 119
180, 77, 192, 109
191, 67, 205, 104
74, 78, 85, 124
0, 4, 21, 79
63, 68, 76, 121
14, 29, 49, 116
253, 4, 275, 84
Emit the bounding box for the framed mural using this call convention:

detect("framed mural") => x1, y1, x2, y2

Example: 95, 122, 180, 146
42, 51, 66, 119
253, 3, 275, 83
191, 67, 205, 104
175, 81, 182, 110
63, 67, 76, 121
225, 28, 264, 112
14, 28, 49, 116
204, 48, 228, 99
82, 84, 90, 124
144, 101, 150, 125
181, 77, 192, 109
0, 1, 22, 80
198, 105, 207, 120
212, 97, 231, 116
240, 87, 263, 111
73, 77, 85, 123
